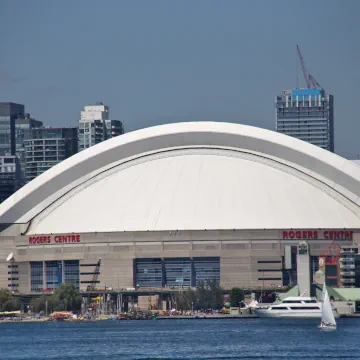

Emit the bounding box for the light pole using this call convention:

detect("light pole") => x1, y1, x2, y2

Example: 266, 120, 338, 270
45, 300, 48, 317
192, 301, 194, 314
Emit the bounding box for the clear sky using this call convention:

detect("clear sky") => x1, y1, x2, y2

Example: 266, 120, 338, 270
0, 0, 359, 158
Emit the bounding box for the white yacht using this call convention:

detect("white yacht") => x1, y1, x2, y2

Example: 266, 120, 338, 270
255, 296, 339, 318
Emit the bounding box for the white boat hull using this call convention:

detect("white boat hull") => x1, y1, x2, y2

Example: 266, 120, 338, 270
255, 308, 339, 319
318, 323, 337, 331
254, 294, 339, 319
255, 308, 321, 318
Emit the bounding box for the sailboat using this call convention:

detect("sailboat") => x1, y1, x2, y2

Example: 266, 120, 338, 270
318, 283, 337, 329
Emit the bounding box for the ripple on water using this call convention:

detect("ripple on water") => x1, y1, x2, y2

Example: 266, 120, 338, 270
1, 318, 360, 360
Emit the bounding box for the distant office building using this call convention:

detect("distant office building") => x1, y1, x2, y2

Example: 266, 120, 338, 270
78, 103, 123, 151
0, 155, 20, 203
0, 102, 25, 156
0, 102, 43, 182
15, 114, 43, 184
105, 119, 124, 140
339, 246, 358, 288
275, 89, 334, 152
24, 128, 77, 182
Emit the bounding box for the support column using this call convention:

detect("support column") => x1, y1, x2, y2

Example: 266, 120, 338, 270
43, 261, 46, 290
297, 241, 310, 295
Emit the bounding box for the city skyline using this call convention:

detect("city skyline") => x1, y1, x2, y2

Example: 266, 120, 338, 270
1, 0, 359, 159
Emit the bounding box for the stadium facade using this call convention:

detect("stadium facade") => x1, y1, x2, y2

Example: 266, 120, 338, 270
1, 122, 360, 295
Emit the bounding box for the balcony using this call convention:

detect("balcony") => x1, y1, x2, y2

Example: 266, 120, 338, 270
340, 249, 356, 254
340, 264, 355, 269
339, 257, 354, 262
340, 278, 355, 284
340, 271, 355, 276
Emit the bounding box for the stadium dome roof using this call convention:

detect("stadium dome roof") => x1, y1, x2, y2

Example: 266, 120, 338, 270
1, 122, 360, 234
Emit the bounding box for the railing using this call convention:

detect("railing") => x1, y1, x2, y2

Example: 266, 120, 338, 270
340, 271, 355, 276
340, 278, 355, 283
340, 264, 355, 269
340, 249, 356, 254
339, 257, 355, 262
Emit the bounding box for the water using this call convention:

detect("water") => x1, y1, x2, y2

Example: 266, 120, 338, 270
1, 318, 360, 360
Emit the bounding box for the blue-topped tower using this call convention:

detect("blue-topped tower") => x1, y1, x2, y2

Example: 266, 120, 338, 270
275, 88, 334, 152
275, 47, 334, 152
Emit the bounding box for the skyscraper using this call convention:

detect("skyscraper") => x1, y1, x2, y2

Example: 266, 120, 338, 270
0, 155, 20, 203
0, 102, 43, 188
105, 119, 124, 140
0, 102, 25, 156
78, 103, 123, 151
24, 127, 78, 182
275, 89, 334, 152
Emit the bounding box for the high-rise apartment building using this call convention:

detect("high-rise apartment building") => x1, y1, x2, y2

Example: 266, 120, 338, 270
78, 103, 123, 151
105, 119, 124, 140
24, 128, 77, 182
0, 155, 20, 203
15, 115, 44, 183
339, 246, 358, 288
0, 102, 43, 184
0, 102, 25, 156
275, 88, 334, 152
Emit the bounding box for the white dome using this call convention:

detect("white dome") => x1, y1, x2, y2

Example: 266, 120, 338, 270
1, 122, 360, 233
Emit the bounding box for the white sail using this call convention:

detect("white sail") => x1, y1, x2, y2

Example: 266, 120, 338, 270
321, 283, 336, 325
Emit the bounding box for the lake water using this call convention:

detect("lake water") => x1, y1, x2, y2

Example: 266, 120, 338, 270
1, 318, 360, 360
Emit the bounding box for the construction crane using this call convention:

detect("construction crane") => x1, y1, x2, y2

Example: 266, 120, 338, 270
296, 45, 325, 92
87, 258, 102, 291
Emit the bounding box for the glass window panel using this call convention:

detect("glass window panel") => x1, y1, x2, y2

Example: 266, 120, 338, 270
64, 260, 79, 289
30, 261, 43, 292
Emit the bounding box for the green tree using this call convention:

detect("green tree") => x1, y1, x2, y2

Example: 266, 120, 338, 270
175, 288, 197, 310
230, 287, 244, 307
0, 289, 11, 309
30, 295, 59, 313
30, 284, 82, 314
54, 283, 81, 311
194, 280, 223, 310
0, 289, 21, 312
2, 298, 21, 311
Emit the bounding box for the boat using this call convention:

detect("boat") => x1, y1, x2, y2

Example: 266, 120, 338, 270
318, 283, 337, 330
255, 294, 339, 318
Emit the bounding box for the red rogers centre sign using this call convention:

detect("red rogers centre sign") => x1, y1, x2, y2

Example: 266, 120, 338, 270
282, 230, 353, 240
28, 234, 81, 245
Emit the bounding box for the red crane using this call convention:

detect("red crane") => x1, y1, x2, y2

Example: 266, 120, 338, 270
296, 45, 325, 92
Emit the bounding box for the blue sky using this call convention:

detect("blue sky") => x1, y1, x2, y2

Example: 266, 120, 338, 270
0, 0, 359, 158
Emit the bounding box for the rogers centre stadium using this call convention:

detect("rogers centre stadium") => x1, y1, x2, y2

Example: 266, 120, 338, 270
1, 121, 360, 300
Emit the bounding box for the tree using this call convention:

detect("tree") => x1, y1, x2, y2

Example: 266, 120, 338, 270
0, 289, 21, 312
230, 287, 244, 307
30, 284, 82, 314
175, 288, 197, 310
54, 284, 81, 311
175, 280, 224, 311
0, 289, 11, 308
2, 298, 21, 311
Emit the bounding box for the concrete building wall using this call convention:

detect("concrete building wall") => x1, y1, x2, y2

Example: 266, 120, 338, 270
0, 229, 356, 294
0, 236, 18, 292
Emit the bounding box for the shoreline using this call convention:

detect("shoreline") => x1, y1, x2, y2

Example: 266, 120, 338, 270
2, 313, 360, 323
